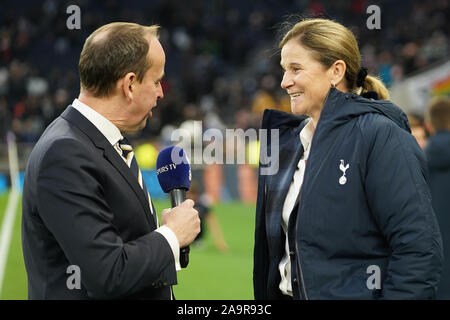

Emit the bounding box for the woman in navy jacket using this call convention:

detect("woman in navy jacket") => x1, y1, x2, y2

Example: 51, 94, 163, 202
253, 18, 443, 300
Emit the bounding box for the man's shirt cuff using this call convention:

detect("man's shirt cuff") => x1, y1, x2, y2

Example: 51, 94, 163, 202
155, 225, 181, 271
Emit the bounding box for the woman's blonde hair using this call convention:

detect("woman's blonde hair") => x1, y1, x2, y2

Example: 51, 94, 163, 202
279, 18, 389, 100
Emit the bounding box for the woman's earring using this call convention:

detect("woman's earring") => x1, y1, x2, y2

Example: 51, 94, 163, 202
331, 80, 336, 88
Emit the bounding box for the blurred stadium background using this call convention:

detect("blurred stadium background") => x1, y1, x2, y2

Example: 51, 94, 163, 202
0, 0, 448, 299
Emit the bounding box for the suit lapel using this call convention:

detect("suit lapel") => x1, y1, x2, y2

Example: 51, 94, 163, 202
61, 106, 156, 229
150, 201, 158, 226
103, 147, 156, 227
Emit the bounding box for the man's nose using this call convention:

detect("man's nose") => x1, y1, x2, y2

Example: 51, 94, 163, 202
158, 84, 164, 99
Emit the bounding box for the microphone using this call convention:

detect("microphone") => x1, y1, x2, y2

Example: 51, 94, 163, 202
156, 146, 192, 268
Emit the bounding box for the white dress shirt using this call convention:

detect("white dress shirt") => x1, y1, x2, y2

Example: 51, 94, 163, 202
279, 118, 315, 296
72, 99, 181, 271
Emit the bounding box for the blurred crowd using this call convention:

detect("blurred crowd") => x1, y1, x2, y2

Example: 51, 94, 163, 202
0, 0, 448, 144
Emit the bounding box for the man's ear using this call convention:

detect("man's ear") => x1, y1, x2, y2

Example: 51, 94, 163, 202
121, 72, 136, 101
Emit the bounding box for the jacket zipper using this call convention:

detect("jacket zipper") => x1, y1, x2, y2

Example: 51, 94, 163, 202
295, 189, 309, 300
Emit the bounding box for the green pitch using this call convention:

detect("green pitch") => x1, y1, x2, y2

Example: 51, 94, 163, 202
0, 192, 256, 300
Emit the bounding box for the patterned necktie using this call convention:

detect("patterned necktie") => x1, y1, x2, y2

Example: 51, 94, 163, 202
119, 137, 157, 224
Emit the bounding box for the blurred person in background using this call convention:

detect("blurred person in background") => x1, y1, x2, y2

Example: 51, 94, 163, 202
253, 18, 443, 300
188, 180, 229, 252
425, 97, 450, 300
408, 113, 428, 149
21, 22, 200, 300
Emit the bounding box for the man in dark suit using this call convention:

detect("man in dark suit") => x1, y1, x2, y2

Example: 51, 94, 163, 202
21, 22, 200, 299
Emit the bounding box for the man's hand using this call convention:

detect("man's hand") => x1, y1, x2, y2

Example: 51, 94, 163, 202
161, 199, 201, 248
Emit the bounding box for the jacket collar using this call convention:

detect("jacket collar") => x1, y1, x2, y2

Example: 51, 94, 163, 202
262, 88, 410, 133
320, 88, 410, 132
71, 98, 123, 147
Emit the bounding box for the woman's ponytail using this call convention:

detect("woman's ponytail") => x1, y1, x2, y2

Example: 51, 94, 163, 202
360, 75, 390, 100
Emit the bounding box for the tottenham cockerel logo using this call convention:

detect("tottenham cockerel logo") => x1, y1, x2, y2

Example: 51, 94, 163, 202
339, 159, 350, 185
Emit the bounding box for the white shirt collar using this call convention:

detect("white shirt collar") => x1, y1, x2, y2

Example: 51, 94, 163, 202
299, 118, 315, 155
71, 98, 123, 146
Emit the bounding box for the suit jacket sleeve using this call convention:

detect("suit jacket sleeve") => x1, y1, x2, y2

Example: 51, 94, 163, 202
35, 138, 177, 299
363, 116, 443, 299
